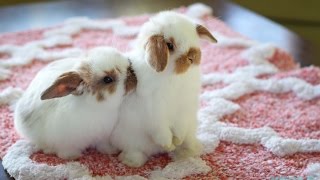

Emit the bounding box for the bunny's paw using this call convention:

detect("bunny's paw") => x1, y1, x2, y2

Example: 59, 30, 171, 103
163, 143, 176, 152
172, 136, 183, 146
173, 137, 203, 160
119, 151, 147, 167
152, 128, 176, 152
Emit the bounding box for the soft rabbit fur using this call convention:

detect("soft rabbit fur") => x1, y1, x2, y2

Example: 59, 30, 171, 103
111, 11, 217, 167
14, 47, 134, 159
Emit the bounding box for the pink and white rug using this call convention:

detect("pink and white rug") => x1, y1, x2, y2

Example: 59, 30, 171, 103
1, 3, 320, 180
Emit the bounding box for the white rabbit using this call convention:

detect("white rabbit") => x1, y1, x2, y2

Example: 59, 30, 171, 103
14, 47, 136, 159
111, 11, 217, 167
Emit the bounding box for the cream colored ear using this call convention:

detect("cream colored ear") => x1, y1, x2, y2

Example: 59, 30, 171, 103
145, 35, 169, 72
196, 24, 217, 43
41, 72, 82, 100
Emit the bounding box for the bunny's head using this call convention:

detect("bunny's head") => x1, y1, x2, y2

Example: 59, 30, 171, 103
136, 11, 217, 74
40, 47, 134, 102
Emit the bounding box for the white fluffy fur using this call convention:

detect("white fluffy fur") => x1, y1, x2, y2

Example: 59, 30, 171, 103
14, 47, 129, 159
110, 12, 205, 167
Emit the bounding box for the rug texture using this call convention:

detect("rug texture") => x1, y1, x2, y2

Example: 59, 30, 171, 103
1, 3, 320, 180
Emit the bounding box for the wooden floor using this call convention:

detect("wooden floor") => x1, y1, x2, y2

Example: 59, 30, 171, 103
0, 0, 316, 179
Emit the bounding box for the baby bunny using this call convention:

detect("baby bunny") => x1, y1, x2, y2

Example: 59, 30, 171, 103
14, 47, 135, 159
111, 11, 216, 167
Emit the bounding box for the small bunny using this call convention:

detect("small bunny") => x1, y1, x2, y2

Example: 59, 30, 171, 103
111, 11, 216, 167
14, 47, 136, 159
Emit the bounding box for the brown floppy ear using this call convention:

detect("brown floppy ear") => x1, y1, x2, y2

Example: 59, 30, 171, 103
196, 24, 217, 43
145, 35, 169, 72
41, 72, 83, 100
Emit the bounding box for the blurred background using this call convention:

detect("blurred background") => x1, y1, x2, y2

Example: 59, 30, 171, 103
0, 0, 319, 65
233, 0, 320, 66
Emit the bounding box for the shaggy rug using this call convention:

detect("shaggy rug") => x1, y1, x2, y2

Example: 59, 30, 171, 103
1, 3, 320, 180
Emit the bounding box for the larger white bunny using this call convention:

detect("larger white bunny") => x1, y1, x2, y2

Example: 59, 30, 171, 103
111, 11, 217, 167
14, 47, 136, 159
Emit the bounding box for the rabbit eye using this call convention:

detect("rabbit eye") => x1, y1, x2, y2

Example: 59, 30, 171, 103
103, 76, 113, 84
188, 57, 193, 63
166, 42, 174, 51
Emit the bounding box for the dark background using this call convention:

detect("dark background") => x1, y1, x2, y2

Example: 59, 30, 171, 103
0, 0, 319, 65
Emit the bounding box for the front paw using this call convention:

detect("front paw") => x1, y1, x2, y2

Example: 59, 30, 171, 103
152, 129, 175, 152
164, 136, 183, 151
173, 136, 183, 146
118, 151, 147, 167
96, 142, 119, 155
163, 143, 176, 152
173, 138, 203, 160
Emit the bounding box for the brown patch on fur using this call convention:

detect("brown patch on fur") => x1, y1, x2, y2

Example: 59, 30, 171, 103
175, 54, 191, 74
146, 35, 169, 72
188, 47, 201, 65
78, 62, 118, 102
196, 24, 217, 43
41, 61, 121, 102
92, 69, 118, 102
41, 72, 82, 100
125, 62, 137, 94
175, 47, 201, 74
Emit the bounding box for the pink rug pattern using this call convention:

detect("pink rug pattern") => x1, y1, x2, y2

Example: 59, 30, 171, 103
1, 3, 320, 180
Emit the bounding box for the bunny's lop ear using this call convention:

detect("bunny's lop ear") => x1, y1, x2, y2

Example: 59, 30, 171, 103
196, 24, 217, 43
41, 72, 83, 100
145, 35, 169, 72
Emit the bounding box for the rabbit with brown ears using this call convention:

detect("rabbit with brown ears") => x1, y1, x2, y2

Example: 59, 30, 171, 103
14, 47, 137, 159
111, 11, 217, 167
